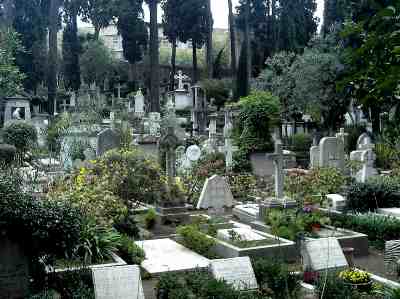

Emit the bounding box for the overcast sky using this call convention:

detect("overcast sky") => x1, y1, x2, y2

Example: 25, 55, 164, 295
80, 0, 325, 29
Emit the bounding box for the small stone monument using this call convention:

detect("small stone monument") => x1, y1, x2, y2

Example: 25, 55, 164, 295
210, 257, 258, 290
357, 133, 373, 150
148, 112, 161, 137
159, 126, 179, 187
186, 144, 201, 162
302, 238, 348, 271
92, 265, 145, 299
259, 141, 296, 219
309, 145, 320, 168
319, 136, 345, 171
197, 175, 234, 210
0, 230, 30, 298
134, 89, 145, 116
223, 108, 234, 171
4, 95, 31, 125
96, 128, 121, 157
350, 148, 378, 183
173, 70, 192, 110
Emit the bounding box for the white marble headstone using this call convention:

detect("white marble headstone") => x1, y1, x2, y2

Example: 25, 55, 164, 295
186, 145, 201, 162
302, 238, 348, 271
197, 175, 234, 210
92, 265, 145, 299
210, 257, 258, 290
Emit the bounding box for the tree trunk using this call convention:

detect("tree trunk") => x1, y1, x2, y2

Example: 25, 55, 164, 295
206, 0, 213, 79
170, 38, 177, 91
228, 0, 237, 78
271, 0, 277, 51
48, 0, 60, 115
192, 40, 198, 84
72, 7, 81, 92
149, 0, 160, 112
244, 0, 251, 96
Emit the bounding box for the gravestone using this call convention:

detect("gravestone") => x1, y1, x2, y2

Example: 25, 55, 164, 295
92, 265, 144, 299
350, 148, 377, 183
186, 145, 201, 162
96, 128, 121, 157
302, 238, 348, 271
357, 133, 373, 150
223, 108, 234, 171
148, 112, 161, 137
259, 141, 296, 218
134, 89, 145, 116
197, 175, 234, 210
326, 194, 347, 211
210, 257, 258, 290
0, 231, 29, 299
159, 126, 179, 187
309, 146, 320, 168
319, 137, 345, 172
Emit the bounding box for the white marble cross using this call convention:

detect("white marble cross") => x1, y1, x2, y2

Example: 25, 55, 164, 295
174, 70, 188, 90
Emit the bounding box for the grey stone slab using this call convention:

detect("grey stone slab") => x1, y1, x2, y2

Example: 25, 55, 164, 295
92, 265, 144, 299
210, 257, 258, 290
197, 175, 234, 210
302, 238, 348, 271
96, 128, 121, 156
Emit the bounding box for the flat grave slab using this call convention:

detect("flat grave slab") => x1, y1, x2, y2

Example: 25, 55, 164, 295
233, 204, 259, 223
378, 208, 400, 218
92, 265, 144, 299
135, 239, 210, 274
302, 238, 348, 271
210, 256, 258, 290
217, 227, 266, 242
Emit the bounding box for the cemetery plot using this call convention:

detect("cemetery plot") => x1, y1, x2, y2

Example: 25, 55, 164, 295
135, 239, 210, 275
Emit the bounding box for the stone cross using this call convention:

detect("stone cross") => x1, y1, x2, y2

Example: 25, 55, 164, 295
336, 128, 349, 150
117, 83, 122, 99
224, 109, 234, 171
266, 141, 285, 199
174, 70, 188, 90
159, 126, 179, 186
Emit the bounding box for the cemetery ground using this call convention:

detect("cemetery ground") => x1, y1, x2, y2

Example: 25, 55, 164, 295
1, 80, 400, 299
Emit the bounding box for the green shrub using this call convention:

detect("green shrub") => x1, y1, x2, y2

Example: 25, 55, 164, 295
346, 176, 400, 213
45, 113, 71, 153
289, 133, 313, 152
117, 234, 145, 265
113, 214, 140, 238
144, 208, 157, 229
176, 225, 216, 258
0, 172, 84, 260
234, 91, 280, 154
74, 218, 122, 264
0, 143, 16, 166
315, 271, 353, 299
330, 212, 400, 249
375, 143, 400, 170
3, 121, 37, 158
252, 258, 299, 298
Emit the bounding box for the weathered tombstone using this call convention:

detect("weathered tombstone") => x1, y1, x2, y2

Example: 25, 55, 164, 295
205, 114, 218, 153
223, 108, 234, 171
210, 257, 258, 290
159, 126, 179, 186
96, 128, 121, 157
191, 85, 207, 135
350, 148, 378, 183
4, 96, 31, 125
309, 145, 320, 168
148, 112, 161, 137
302, 238, 348, 271
319, 137, 345, 172
92, 265, 145, 299
259, 141, 296, 218
134, 89, 145, 116
357, 133, 373, 150
173, 71, 192, 110
197, 175, 234, 210
326, 194, 347, 211
0, 231, 30, 298
186, 144, 201, 162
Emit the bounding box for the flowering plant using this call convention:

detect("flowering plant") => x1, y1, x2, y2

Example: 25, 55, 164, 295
339, 268, 371, 284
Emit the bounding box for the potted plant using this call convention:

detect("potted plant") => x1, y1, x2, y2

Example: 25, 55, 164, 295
339, 268, 372, 292
302, 207, 330, 233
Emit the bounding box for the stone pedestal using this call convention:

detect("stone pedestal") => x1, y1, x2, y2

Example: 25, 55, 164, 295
155, 205, 191, 225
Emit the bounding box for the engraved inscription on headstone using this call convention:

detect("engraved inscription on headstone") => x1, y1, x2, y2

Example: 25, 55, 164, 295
302, 238, 348, 271
92, 265, 145, 299
210, 257, 258, 290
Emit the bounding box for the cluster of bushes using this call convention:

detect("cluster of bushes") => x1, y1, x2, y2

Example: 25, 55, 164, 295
285, 167, 346, 203
176, 225, 216, 259
330, 212, 400, 249
346, 176, 400, 213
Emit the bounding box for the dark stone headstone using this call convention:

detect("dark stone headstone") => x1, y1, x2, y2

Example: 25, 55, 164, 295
96, 128, 121, 157
0, 231, 29, 299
